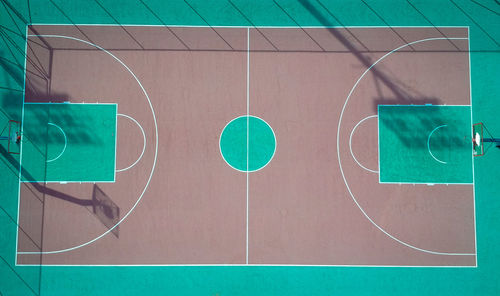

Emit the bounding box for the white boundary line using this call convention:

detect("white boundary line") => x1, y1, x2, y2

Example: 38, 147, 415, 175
349, 115, 379, 173
427, 124, 448, 164
17, 34, 158, 255
377, 105, 382, 185
115, 113, 146, 173
246, 27, 249, 265
15, 24, 29, 265
468, 27, 478, 266
377, 104, 472, 107
29, 23, 470, 29
24, 102, 117, 105
113, 104, 117, 182
21, 180, 116, 183
15, 263, 475, 268
337, 36, 475, 256
45, 123, 67, 163
379, 182, 473, 185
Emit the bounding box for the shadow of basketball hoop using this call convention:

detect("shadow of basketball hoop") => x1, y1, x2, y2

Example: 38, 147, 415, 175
92, 184, 120, 238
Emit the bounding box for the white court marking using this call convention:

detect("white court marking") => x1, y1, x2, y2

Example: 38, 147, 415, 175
349, 115, 379, 173
15, 25, 29, 265
18, 34, 159, 255
467, 28, 478, 266
427, 124, 448, 164
31, 23, 469, 29
45, 122, 67, 163
115, 113, 146, 173
246, 27, 249, 265
337, 36, 475, 256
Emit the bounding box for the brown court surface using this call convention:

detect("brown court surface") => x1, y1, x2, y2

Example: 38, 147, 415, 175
17, 25, 475, 266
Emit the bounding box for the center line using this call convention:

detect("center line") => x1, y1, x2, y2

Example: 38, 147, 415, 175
246, 27, 250, 265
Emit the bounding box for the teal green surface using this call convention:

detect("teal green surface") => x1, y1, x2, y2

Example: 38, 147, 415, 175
378, 105, 472, 183
21, 103, 116, 182
0, 0, 499, 295
220, 116, 276, 172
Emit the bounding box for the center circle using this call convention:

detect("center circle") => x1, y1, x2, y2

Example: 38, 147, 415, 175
219, 115, 276, 172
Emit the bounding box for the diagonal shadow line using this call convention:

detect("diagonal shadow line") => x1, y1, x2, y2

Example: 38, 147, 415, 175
360, 0, 416, 51
0, 121, 8, 136
299, 0, 411, 100
0, 27, 49, 80
315, 0, 370, 51
1, 24, 52, 62
26, 27, 52, 50
273, 0, 326, 51
1, 55, 46, 81
0, 30, 43, 96
406, 0, 461, 51
228, 0, 280, 51
0, 256, 39, 296
0, 0, 26, 36
0, 0, 46, 88
482, 141, 495, 154
46, 47, 497, 53
0, 206, 42, 251
0, 0, 28, 23
0, 145, 94, 207
0, 53, 25, 87
0, 28, 24, 67
0, 148, 25, 186
93, 0, 145, 50
371, 69, 385, 102
470, 0, 500, 16
0, 86, 22, 92
0, 30, 38, 90
481, 123, 500, 154
450, 0, 500, 48
0, 120, 7, 135
183, 0, 235, 50
26, 0, 31, 24
0, 105, 20, 126
0, 25, 31, 42
482, 123, 497, 140
138, 0, 191, 50
24, 28, 53, 91
1, 31, 47, 75
47, 0, 96, 45
1, 143, 120, 241
26, 40, 50, 79
22, 178, 45, 204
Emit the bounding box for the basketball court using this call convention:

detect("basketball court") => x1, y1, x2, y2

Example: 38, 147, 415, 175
12, 25, 476, 266
1, 1, 499, 295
